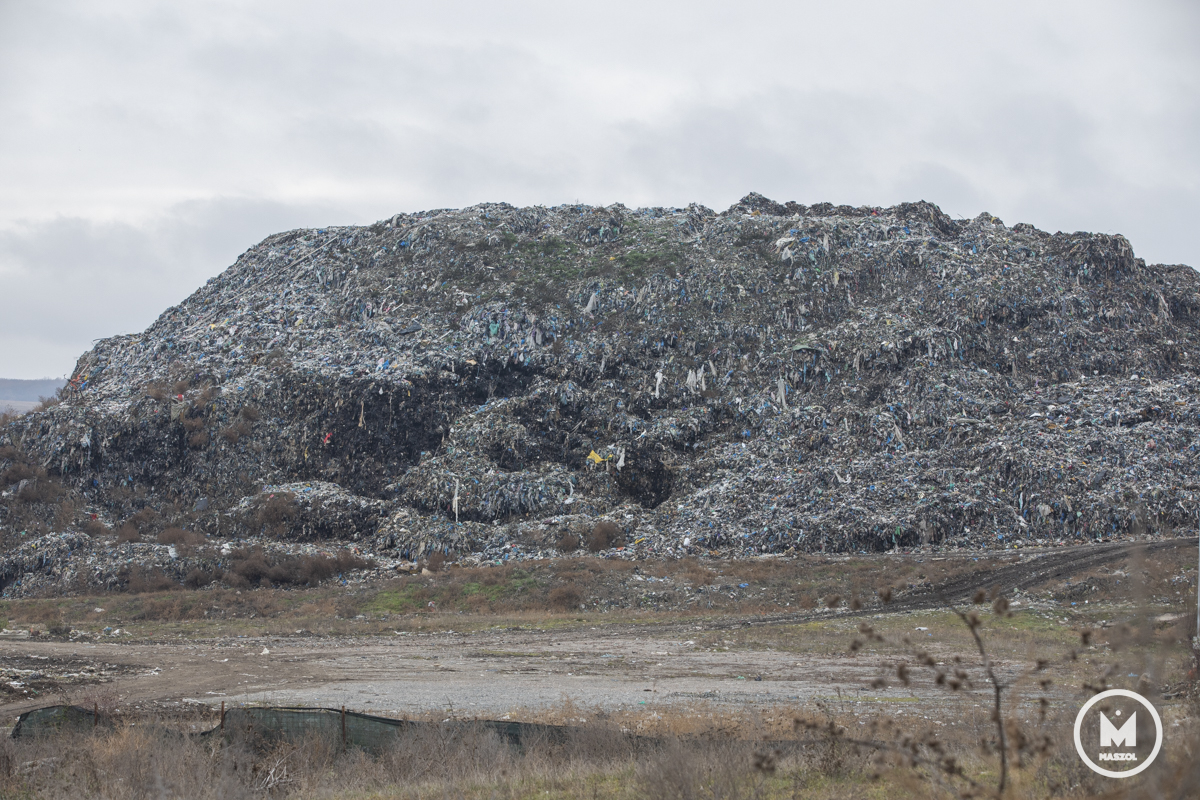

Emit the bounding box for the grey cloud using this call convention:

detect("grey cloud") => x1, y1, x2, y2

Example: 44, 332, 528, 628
0, 197, 349, 378
0, 1, 1197, 377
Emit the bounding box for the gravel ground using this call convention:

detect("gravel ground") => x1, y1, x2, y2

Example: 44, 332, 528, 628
0, 616, 1092, 726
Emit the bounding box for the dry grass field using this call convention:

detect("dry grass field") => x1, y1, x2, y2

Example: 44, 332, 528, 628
0, 542, 1196, 798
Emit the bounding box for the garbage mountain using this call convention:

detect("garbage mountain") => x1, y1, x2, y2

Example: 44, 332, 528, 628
3, 194, 1199, 594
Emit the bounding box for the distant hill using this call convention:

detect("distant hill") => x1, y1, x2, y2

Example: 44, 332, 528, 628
0, 378, 66, 402
0, 401, 39, 415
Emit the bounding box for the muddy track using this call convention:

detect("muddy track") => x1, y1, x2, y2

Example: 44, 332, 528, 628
675, 537, 1199, 634
891, 538, 1197, 611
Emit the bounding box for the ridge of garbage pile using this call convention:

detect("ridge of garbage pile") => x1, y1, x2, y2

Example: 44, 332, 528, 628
3, 194, 1200, 594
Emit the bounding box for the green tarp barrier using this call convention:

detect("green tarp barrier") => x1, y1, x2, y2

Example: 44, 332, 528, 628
12, 704, 584, 754
211, 706, 576, 753
11, 705, 109, 737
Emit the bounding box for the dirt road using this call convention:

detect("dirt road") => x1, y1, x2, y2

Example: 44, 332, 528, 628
0, 623, 1029, 725
736, 537, 1199, 629
2, 539, 1193, 725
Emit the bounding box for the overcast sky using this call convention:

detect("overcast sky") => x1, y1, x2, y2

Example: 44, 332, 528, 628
1, 1, 1197, 379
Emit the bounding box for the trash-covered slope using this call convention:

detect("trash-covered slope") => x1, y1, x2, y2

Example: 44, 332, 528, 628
3, 194, 1200, 592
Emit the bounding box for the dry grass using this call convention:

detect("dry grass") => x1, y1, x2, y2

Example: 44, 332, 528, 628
0, 542, 1194, 799
0, 696, 810, 800
680, 557, 717, 587
1, 542, 1195, 641
0, 692, 1194, 799
548, 584, 583, 610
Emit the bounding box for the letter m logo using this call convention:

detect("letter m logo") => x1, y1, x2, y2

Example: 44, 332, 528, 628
1100, 712, 1136, 748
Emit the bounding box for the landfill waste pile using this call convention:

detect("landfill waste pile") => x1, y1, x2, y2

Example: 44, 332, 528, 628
2, 194, 1199, 596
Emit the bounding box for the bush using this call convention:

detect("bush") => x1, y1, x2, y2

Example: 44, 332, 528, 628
80, 518, 109, 537
188, 430, 210, 449
184, 568, 218, 589
253, 492, 298, 537
218, 419, 252, 444
1, 458, 66, 506
122, 567, 176, 593
556, 531, 581, 552
335, 550, 371, 572
294, 555, 337, 585
586, 520, 622, 552
126, 507, 163, 536
53, 500, 77, 529
158, 528, 205, 547
548, 584, 583, 610
116, 522, 141, 543
181, 411, 205, 432
239, 404, 260, 421
227, 548, 272, 587
0, 462, 37, 487
225, 546, 373, 588
33, 394, 61, 412
17, 477, 64, 504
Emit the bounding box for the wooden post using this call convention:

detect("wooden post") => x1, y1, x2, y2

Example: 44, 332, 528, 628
93, 702, 97, 730
341, 706, 347, 749
220, 701, 225, 733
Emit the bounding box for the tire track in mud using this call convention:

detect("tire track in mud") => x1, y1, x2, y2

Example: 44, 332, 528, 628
677, 537, 1199, 633
889, 537, 1196, 612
